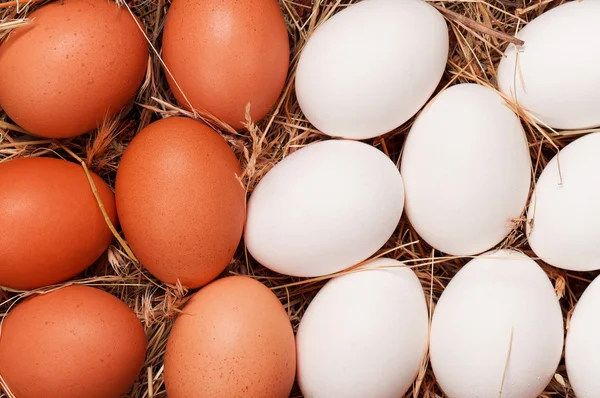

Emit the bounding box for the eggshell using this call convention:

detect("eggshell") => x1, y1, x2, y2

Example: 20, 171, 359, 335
566, 275, 600, 397
245, 140, 404, 277
295, 0, 448, 139
164, 276, 296, 398
497, 0, 600, 130
0, 0, 148, 138
162, 0, 289, 129
0, 157, 117, 290
296, 258, 428, 398
0, 286, 146, 398
115, 117, 245, 288
527, 133, 600, 271
430, 249, 564, 398
400, 84, 531, 255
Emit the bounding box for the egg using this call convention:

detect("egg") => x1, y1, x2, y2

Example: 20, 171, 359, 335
295, 0, 448, 139
430, 249, 564, 398
115, 117, 245, 288
400, 84, 531, 255
0, 286, 146, 398
245, 140, 404, 277
164, 276, 296, 398
527, 133, 600, 271
162, 0, 289, 129
0, 157, 117, 290
566, 275, 600, 397
0, 0, 148, 138
296, 258, 428, 398
497, 0, 600, 130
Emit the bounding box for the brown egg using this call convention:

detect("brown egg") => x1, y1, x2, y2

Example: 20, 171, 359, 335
115, 117, 245, 288
164, 276, 296, 397
0, 0, 148, 138
162, 0, 289, 129
0, 286, 146, 398
0, 157, 117, 290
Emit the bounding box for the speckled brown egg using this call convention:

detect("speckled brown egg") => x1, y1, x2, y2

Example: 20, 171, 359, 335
115, 117, 245, 289
164, 276, 296, 398
0, 157, 117, 290
162, 0, 289, 129
0, 286, 147, 398
0, 0, 148, 138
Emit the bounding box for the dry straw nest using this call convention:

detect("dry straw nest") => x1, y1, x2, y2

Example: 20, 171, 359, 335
0, 0, 592, 397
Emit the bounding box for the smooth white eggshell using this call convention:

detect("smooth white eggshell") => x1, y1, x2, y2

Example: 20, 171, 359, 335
296, 258, 428, 398
400, 83, 531, 256
430, 249, 564, 398
244, 140, 404, 277
497, 0, 600, 130
527, 132, 600, 271
295, 0, 449, 139
566, 275, 600, 398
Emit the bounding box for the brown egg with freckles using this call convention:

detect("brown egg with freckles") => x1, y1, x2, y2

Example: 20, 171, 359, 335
162, 0, 290, 129
0, 157, 117, 290
164, 276, 296, 398
115, 117, 245, 289
0, 0, 148, 138
0, 286, 147, 398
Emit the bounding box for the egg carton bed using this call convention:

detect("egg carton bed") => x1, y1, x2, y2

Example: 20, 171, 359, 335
0, 0, 590, 397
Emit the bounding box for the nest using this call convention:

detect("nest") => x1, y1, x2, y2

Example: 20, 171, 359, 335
0, 0, 591, 397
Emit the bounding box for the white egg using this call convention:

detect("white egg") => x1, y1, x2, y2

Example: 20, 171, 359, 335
295, 0, 448, 140
400, 84, 531, 256
527, 133, 600, 271
296, 258, 428, 398
497, 0, 600, 130
244, 140, 404, 277
430, 249, 564, 398
566, 275, 600, 398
